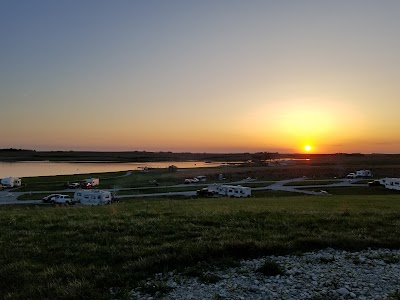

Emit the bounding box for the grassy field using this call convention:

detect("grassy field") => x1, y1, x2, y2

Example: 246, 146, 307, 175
300, 186, 400, 195
16, 169, 184, 192
283, 180, 342, 186
1, 195, 400, 299
17, 171, 128, 192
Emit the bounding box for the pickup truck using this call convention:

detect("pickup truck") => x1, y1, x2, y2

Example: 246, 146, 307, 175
54, 194, 75, 205
196, 188, 216, 197
42, 193, 63, 204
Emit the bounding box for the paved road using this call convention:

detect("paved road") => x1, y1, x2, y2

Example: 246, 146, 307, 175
0, 177, 369, 205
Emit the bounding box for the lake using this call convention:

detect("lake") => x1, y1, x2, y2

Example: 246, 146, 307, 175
0, 161, 227, 178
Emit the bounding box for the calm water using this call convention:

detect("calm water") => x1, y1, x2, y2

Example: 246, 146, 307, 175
0, 161, 225, 178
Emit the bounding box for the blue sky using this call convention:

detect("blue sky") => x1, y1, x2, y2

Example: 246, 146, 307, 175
1, 1, 400, 153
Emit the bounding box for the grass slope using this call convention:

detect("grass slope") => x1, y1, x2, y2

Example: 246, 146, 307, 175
1, 196, 400, 299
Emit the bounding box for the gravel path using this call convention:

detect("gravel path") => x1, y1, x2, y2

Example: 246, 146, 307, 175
131, 248, 400, 300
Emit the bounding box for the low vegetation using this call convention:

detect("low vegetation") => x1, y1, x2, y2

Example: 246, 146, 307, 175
300, 186, 400, 195
256, 260, 285, 276
1, 195, 400, 299
284, 180, 343, 186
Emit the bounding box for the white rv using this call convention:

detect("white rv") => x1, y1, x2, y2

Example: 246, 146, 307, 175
74, 190, 112, 205
1, 177, 22, 188
355, 170, 373, 177
380, 178, 400, 191
84, 178, 100, 187
211, 184, 251, 198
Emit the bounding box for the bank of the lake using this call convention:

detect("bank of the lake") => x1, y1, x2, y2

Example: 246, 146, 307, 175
0, 161, 226, 178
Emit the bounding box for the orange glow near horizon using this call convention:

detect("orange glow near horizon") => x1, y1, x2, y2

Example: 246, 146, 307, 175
304, 145, 312, 152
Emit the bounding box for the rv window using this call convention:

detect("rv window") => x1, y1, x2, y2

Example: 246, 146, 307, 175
98, 196, 101, 199
84, 195, 89, 199
77, 193, 81, 196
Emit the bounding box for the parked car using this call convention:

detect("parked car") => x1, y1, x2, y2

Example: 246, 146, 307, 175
196, 188, 215, 197
42, 193, 63, 204
54, 194, 75, 205
368, 180, 383, 187
68, 183, 80, 189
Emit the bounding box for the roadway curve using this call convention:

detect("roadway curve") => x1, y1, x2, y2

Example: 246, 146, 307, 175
0, 178, 368, 205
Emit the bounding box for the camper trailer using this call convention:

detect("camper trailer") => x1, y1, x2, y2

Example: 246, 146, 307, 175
380, 178, 400, 191
1, 177, 22, 188
355, 170, 373, 177
211, 184, 251, 198
74, 190, 112, 205
84, 178, 99, 187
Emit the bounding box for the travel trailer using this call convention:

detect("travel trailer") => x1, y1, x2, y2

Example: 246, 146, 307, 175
208, 184, 251, 198
355, 170, 373, 177
1, 177, 22, 188
379, 178, 400, 191
347, 170, 373, 179
74, 190, 112, 205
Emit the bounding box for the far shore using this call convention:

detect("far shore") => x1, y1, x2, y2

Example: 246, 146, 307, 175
0, 149, 294, 163
3, 149, 400, 163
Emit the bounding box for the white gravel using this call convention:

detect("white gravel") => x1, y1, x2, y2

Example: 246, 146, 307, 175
131, 248, 400, 300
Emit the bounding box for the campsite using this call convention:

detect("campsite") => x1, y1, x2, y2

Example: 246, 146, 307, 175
1, 153, 400, 298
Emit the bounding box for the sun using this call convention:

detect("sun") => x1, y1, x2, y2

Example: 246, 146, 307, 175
304, 145, 312, 152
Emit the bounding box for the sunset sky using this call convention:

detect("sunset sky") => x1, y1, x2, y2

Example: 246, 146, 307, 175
1, 1, 400, 153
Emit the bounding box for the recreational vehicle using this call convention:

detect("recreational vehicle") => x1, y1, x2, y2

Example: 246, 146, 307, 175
74, 190, 112, 205
210, 184, 251, 198
355, 170, 373, 177
380, 178, 400, 191
1, 177, 21, 188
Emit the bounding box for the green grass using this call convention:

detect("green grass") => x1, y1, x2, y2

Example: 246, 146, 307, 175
240, 182, 275, 188
17, 171, 127, 192
15, 169, 183, 192
116, 186, 202, 195
252, 190, 302, 197
300, 186, 400, 195
284, 180, 343, 186
1, 195, 400, 299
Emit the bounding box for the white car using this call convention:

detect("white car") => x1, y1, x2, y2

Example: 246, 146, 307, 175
42, 193, 63, 204
54, 194, 75, 205
68, 183, 80, 189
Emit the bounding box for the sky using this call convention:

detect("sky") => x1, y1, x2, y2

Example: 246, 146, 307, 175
1, 1, 400, 154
